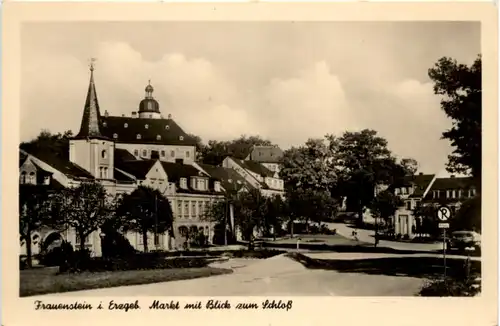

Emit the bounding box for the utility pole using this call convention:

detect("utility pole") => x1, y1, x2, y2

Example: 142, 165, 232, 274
155, 193, 158, 249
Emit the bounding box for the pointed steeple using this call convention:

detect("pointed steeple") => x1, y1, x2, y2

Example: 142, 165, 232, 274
75, 59, 104, 139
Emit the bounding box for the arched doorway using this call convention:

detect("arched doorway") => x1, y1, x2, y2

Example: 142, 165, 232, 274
41, 232, 63, 252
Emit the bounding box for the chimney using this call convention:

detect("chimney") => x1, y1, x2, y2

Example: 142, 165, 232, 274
419, 172, 423, 175
132, 112, 137, 118
168, 113, 172, 119
450, 175, 455, 178
122, 114, 125, 117
104, 110, 109, 117
175, 158, 184, 165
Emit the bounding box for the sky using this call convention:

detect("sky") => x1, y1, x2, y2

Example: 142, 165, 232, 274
21, 21, 480, 174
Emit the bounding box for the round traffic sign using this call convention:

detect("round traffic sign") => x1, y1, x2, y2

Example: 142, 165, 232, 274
436, 206, 451, 221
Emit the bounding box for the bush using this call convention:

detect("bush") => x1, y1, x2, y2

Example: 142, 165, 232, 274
101, 231, 136, 258
419, 279, 480, 296
402, 234, 410, 240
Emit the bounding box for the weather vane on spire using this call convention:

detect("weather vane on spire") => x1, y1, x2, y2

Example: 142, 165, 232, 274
89, 57, 97, 71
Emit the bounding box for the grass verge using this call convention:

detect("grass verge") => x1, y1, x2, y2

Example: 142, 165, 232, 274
20, 266, 232, 297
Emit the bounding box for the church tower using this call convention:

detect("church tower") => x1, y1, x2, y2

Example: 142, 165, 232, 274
69, 59, 114, 180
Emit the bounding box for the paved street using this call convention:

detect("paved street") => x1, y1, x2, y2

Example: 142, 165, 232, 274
38, 253, 429, 297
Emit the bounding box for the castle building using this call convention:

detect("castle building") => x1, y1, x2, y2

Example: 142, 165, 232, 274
20, 63, 226, 255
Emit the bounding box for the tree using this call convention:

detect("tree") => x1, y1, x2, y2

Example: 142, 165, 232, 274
428, 55, 481, 183
280, 138, 338, 192
334, 129, 402, 224
263, 194, 286, 240
21, 130, 73, 160
285, 188, 338, 234
187, 133, 205, 162
400, 158, 419, 176
370, 189, 403, 245
450, 195, 481, 232
19, 184, 53, 268
232, 189, 268, 248
117, 186, 174, 253
200, 135, 274, 165
53, 181, 118, 252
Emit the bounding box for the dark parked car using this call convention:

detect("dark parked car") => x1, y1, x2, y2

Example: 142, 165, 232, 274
448, 230, 481, 251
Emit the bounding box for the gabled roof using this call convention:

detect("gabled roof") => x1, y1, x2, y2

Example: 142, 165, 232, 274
401, 173, 435, 198
247, 145, 284, 163
114, 148, 138, 162
20, 148, 94, 179
428, 177, 475, 191
160, 161, 208, 182
231, 157, 274, 178
114, 168, 136, 183
101, 116, 197, 146
199, 163, 254, 192
115, 160, 157, 179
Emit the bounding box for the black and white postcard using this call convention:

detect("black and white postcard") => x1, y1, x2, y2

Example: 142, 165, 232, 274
2, 2, 498, 326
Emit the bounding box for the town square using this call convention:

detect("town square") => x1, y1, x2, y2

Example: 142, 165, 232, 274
18, 21, 481, 298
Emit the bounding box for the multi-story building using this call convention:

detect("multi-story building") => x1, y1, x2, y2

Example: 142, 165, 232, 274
393, 173, 477, 238
19, 64, 230, 256
221, 156, 285, 197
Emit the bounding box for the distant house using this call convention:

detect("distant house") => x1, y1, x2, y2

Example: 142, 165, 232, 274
244, 145, 284, 174
221, 156, 285, 198
393, 173, 477, 238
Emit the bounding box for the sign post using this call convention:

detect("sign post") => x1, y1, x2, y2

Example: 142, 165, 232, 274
437, 206, 451, 282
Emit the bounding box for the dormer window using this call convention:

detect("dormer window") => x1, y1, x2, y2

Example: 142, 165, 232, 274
156, 135, 161, 140
137, 134, 141, 139
113, 133, 118, 139
179, 136, 184, 141
20, 171, 27, 184
142, 149, 147, 157
43, 176, 50, 185
180, 178, 187, 189
28, 172, 35, 184
134, 149, 139, 156
145, 124, 149, 129
214, 181, 221, 192
161, 150, 165, 157
165, 125, 170, 130
101, 150, 107, 159
102, 122, 107, 127
186, 151, 190, 158
124, 123, 128, 128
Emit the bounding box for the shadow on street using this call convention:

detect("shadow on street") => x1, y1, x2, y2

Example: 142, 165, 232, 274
287, 253, 481, 280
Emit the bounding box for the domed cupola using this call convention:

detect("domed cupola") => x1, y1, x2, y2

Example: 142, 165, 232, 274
138, 80, 161, 119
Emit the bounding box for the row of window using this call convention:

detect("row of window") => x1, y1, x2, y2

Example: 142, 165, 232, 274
118, 123, 171, 130
395, 187, 414, 195
19, 171, 51, 185
133, 148, 191, 159
176, 200, 211, 219
432, 188, 476, 199
132, 134, 183, 141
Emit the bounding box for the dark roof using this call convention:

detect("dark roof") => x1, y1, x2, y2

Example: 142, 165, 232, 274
114, 148, 138, 162
233, 158, 274, 177
74, 68, 109, 141
115, 160, 156, 179
199, 163, 254, 192
20, 149, 94, 179
114, 168, 136, 183
101, 116, 197, 146
401, 174, 435, 198
428, 177, 475, 191
160, 161, 209, 182
161, 162, 223, 195
248, 146, 284, 163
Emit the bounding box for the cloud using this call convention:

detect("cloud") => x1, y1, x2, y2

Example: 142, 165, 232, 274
21, 20, 478, 175
261, 61, 357, 147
